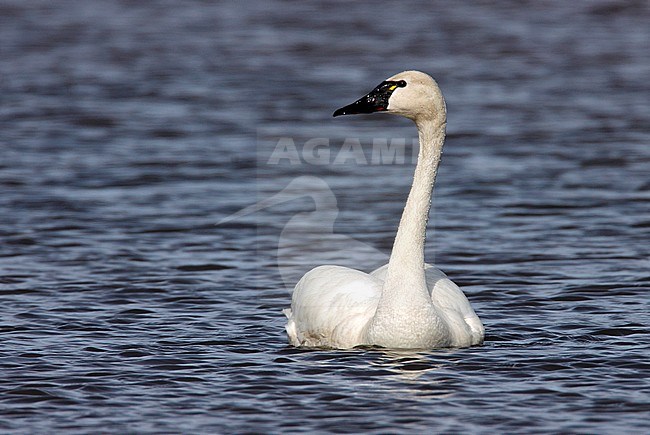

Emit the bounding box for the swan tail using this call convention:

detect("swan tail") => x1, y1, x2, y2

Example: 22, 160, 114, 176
464, 315, 485, 345
283, 308, 301, 346
282, 308, 292, 319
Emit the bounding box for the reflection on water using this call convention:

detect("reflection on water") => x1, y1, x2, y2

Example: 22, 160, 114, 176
1, 0, 649, 433
374, 350, 450, 389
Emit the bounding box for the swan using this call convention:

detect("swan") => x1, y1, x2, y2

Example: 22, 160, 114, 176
284, 70, 485, 349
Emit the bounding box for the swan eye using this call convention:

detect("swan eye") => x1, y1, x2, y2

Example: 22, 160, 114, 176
384, 80, 406, 92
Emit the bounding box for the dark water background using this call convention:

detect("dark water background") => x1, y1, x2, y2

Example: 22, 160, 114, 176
1, 0, 649, 432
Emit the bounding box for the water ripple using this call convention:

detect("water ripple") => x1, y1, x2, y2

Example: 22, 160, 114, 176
1, 0, 649, 433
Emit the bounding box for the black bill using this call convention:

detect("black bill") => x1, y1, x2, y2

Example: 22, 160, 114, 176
333, 80, 406, 117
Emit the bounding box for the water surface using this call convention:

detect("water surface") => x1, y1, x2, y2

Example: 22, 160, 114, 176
1, 0, 649, 432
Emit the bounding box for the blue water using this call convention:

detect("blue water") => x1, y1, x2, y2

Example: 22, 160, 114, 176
1, 0, 649, 432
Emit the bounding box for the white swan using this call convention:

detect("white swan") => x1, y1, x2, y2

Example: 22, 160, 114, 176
284, 71, 485, 349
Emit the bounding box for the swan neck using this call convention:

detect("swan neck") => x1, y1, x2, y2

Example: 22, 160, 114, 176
385, 118, 446, 282
367, 117, 447, 347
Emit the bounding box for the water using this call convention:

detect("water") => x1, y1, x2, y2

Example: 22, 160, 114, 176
1, 0, 649, 432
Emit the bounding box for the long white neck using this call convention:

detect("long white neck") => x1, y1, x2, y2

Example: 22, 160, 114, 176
382, 118, 446, 292
367, 115, 447, 347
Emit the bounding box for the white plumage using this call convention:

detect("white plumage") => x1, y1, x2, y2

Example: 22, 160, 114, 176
284, 71, 485, 349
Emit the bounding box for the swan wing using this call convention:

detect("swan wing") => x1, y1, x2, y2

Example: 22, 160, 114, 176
285, 265, 381, 349
371, 263, 484, 346
422, 264, 484, 346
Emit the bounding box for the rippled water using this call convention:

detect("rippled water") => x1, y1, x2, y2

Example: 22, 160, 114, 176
1, 0, 649, 432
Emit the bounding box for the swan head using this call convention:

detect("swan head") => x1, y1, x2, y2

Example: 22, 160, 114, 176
333, 70, 446, 123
